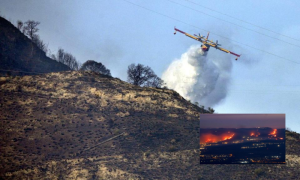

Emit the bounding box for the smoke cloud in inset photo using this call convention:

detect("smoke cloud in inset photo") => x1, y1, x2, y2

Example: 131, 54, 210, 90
201, 114, 285, 129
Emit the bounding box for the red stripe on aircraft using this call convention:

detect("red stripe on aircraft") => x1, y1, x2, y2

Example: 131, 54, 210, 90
230, 51, 241, 57
174, 28, 186, 34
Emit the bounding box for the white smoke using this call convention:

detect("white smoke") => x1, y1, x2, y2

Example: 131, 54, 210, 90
162, 45, 232, 107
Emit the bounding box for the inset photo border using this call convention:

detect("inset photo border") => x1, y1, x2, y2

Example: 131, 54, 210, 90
200, 114, 285, 164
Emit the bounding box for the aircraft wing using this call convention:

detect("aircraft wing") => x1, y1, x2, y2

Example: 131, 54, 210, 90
174, 27, 204, 42
216, 47, 230, 53
217, 47, 241, 58
206, 42, 241, 58
205, 42, 217, 48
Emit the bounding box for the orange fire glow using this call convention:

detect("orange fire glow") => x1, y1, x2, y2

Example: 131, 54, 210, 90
200, 133, 235, 144
223, 134, 235, 140
250, 132, 260, 137
269, 129, 277, 135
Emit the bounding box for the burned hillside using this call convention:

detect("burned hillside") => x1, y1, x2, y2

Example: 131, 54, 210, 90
0, 71, 299, 179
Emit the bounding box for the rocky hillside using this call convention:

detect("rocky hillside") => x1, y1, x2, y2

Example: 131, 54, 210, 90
0, 17, 69, 76
0, 71, 299, 179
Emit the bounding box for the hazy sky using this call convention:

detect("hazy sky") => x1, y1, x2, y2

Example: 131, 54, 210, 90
200, 114, 285, 129
0, 0, 299, 133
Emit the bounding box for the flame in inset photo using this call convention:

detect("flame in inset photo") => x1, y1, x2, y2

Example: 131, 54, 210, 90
223, 133, 235, 140
269, 129, 277, 135
200, 133, 235, 144
200, 133, 219, 144
250, 132, 260, 137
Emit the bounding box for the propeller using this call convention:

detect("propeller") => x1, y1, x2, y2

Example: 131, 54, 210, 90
194, 33, 204, 40
199, 33, 205, 38
197, 33, 204, 38
216, 40, 221, 46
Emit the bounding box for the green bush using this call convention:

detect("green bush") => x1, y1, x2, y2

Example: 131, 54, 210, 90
197, 175, 204, 180
113, 129, 120, 135
254, 168, 264, 176
168, 145, 177, 152
144, 151, 150, 157
16, 85, 22, 92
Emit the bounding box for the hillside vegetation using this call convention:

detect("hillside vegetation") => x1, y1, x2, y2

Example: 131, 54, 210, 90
0, 71, 299, 179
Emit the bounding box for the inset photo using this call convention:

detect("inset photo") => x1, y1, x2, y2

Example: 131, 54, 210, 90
200, 114, 285, 164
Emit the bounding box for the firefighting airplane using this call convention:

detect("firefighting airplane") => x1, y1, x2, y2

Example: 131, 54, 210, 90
174, 27, 241, 60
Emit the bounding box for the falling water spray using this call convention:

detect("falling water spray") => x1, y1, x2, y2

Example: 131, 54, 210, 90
162, 45, 232, 107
